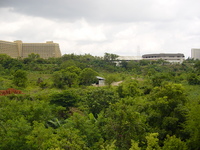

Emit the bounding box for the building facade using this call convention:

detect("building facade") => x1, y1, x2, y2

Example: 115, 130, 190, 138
142, 53, 185, 63
0, 40, 61, 58
115, 56, 142, 66
191, 49, 200, 60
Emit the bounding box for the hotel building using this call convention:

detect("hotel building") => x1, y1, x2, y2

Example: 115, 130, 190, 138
0, 40, 61, 58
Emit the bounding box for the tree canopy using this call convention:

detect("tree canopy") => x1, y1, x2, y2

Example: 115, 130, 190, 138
0, 54, 200, 149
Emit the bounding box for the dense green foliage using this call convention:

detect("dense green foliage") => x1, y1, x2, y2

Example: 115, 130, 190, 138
1, 53, 200, 149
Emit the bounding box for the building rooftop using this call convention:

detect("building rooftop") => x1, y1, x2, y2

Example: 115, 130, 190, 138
142, 53, 185, 58
116, 56, 142, 61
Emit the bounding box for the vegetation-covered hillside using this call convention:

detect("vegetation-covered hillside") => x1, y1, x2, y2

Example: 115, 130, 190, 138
0, 53, 200, 150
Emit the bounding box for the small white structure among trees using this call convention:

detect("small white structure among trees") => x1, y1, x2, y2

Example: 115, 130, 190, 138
96, 76, 105, 86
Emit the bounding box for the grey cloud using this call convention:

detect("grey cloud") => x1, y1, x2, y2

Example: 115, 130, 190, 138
1, 0, 200, 22
1, 0, 99, 21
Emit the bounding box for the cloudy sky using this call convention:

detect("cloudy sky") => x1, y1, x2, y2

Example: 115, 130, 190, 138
1, 0, 200, 58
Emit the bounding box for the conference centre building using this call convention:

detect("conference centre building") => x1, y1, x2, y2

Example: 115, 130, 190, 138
0, 40, 61, 59
142, 53, 185, 63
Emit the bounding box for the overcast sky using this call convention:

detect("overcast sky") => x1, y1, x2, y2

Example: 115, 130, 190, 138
1, 0, 200, 58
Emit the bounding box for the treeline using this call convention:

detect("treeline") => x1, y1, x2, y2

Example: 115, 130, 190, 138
1, 53, 200, 149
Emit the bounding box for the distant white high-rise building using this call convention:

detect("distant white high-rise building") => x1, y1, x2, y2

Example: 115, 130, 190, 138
191, 48, 200, 60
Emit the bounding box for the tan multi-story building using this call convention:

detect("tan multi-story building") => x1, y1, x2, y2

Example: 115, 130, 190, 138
0, 40, 61, 58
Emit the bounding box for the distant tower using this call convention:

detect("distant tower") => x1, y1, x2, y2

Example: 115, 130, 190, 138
137, 45, 141, 56
191, 48, 200, 60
